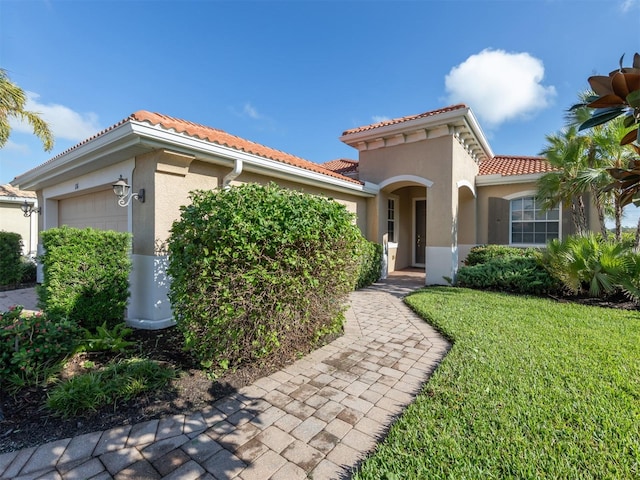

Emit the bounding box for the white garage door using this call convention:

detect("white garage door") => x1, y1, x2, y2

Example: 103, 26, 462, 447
58, 189, 128, 232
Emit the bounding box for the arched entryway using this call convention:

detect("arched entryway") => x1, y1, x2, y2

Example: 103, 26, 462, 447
377, 175, 433, 281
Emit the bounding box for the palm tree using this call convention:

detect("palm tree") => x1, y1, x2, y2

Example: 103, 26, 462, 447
0, 68, 54, 152
565, 92, 636, 241
537, 126, 590, 236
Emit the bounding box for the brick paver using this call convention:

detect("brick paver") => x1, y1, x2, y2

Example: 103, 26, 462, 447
0, 274, 449, 479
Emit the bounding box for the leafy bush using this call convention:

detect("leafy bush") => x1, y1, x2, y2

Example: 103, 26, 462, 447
356, 240, 383, 289
19, 256, 37, 284
541, 234, 640, 300
46, 358, 175, 417
464, 244, 532, 266
456, 256, 559, 296
168, 183, 362, 376
76, 321, 135, 353
0, 231, 23, 286
0, 306, 80, 387
39, 226, 132, 330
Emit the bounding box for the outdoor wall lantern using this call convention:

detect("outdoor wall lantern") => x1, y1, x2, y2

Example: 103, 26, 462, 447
112, 175, 145, 207
21, 200, 40, 217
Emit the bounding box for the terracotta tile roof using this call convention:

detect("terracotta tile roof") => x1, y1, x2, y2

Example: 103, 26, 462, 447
0, 184, 36, 198
322, 159, 359, 175
342, 104, 468, 136
18, 111, 362, 186
131, 111, 361, 184
478, 155, 556, 176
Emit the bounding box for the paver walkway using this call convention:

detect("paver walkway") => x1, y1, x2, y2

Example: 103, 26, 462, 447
0, 274, 450, 479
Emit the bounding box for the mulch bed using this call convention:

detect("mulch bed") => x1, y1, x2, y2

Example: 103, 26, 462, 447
0, 327, 284, 454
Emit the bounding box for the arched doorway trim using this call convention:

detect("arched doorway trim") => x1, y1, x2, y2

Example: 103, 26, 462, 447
456, 179, 476, 197
379, 174, 434, 190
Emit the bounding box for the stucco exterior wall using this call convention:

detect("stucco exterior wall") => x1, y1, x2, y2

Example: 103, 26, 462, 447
452, 139, 479, 246
358, 136, 454, 246
476, 181, 540, 244
0, 203, 37, 255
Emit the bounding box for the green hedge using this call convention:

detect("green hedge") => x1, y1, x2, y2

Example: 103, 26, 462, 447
39, 227, 131, 330
0, 231, 23, 286
456, 256, 559, 296
356, 240, 383, 289
464, 244, 532, 266
167, 183, 363, 376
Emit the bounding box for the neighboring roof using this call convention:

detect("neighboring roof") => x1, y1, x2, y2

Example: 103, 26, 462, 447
478, 156, 556, 176
322, 159, 359, 175
0, 184, 36, 199
341, 104, 467, 136
15, 111, 362, 186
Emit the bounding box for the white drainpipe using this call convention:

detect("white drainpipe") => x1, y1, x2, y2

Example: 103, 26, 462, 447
222, 159, 243, 189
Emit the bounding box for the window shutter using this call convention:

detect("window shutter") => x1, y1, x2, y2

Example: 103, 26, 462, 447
488, 197, 510, 244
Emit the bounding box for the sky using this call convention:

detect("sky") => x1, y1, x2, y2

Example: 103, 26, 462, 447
1, 0, 639, 225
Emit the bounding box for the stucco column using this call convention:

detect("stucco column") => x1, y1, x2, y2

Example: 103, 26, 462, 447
425, 184, 458, 285
128, 150, 195, 330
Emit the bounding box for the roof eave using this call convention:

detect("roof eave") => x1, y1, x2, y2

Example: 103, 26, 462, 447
339, 107, 493, 161
476, 172, 544, 186
129, 120, 374, 196
12, 118, 371, 196
11, 123, 150, 191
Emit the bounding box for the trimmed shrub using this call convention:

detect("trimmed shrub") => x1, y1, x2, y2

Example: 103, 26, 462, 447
39, 227, 132, 330
464, 244, 532, 266
356, 240, 383, 289
456, 256, 559, 296
0, 231, 23, 286
167, 183, 362, 376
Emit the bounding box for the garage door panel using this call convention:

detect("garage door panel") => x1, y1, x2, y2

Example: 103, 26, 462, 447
59, 190, 128, 232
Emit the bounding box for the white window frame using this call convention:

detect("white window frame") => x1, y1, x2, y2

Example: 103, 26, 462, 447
387, 195, 399, 248
507, 193, 561, 246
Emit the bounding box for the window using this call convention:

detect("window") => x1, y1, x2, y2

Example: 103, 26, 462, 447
387, 198, 396, 243
510, 196, 559, 245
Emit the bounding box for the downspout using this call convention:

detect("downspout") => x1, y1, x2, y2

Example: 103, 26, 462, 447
222, 159, 243, 189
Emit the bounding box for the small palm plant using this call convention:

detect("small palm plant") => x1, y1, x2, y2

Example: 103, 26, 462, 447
542, 234, 640, 301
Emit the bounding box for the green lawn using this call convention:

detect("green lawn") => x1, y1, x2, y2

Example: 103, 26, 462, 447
354, 287, 640, 480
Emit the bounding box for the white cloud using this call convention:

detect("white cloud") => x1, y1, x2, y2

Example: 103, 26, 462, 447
620, 0, 639, 13
11, 92, 102, 142
242, 102, 262, 120
1, 138, 31, 154
231, 102, 279, 133
232, 102, 264, 121
444, 49, 556, 127
372, 115, 391, 123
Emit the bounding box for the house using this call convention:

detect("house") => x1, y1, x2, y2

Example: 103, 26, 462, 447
0, 184, 38, 256
11, 105, 598, 329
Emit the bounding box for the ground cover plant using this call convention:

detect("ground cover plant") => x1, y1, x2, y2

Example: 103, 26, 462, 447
354, 287, 640, 479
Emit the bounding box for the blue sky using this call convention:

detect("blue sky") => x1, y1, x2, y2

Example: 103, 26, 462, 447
1, 0, 639, 225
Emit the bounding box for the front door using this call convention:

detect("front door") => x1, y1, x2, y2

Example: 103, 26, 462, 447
414, 199, 426, 265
